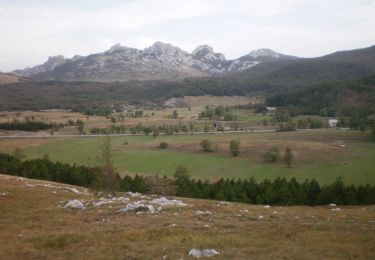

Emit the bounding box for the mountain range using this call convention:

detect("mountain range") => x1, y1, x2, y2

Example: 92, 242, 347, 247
11, 42, 297, 82
2, 44, 375, 115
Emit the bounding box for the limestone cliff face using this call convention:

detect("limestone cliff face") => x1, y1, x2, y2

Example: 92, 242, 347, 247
12, 42, 297, 82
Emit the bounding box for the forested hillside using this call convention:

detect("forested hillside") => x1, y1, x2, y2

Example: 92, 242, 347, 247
235, 45, 375, 87
266, 75, 375, 117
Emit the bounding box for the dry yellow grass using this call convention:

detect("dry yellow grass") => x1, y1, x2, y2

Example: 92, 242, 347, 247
182, 96, 258, 107
1, 174, 374, 259
0, 72, 20, 85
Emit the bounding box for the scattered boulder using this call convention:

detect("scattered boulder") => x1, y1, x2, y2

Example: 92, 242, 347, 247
202, 249, 220, 257
331, 208, 341, 212
125, 191, 142, 197
64, 199, 86, 210
118, 201, 157, 214
217, 201, 232, 206
97, 191, 105, 197
189, 249, 202, 258
63, 187, 81, 194
111, 196, 130, 202
329, 203, 337, 207
264, 205, 271, 208
196, 210, 212, 216
26, 183, 89, 195
188, 248, 220, 258
93, 198, 113, 207
150, 197, 186, 207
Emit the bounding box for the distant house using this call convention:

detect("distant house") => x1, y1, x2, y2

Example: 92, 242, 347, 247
164, 98, 178, 107
266, 107, 276, 112
328, 119, 338, 127
122, 105, 136, 112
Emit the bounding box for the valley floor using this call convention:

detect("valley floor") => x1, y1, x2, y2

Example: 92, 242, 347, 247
3, 129, 373, 185
1, 174, 374, 259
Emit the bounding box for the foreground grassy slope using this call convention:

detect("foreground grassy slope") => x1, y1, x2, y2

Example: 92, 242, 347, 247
1, 174, 374, 259
21, 130, 375, 185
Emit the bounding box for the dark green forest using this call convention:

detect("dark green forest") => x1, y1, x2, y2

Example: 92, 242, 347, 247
266, 75, 375, 118
0, 119, 62, 131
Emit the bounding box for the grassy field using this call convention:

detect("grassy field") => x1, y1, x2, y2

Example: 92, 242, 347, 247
1, 174, 375, 259
14, 129, 375, 185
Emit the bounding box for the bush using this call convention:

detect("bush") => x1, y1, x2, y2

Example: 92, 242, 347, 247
263, 146, 281, 162
277, 122, 296, 132
229, 140, 240, 157
200, 139, 213, 152
144, 176, 176, 196
159, 142, 168, 149
283, 146, 293, 168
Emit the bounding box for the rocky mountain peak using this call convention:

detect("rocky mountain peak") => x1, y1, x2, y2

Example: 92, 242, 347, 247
192, 45, 214, 56
247, 48, 280, 58
192, 44, 226, 62
44, 55, 66, 68
107, 43, 128, 53
143, 42, 191, 65
145, 42, 184, 54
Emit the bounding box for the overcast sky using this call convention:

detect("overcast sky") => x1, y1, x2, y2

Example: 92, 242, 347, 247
1, 0, 375, 72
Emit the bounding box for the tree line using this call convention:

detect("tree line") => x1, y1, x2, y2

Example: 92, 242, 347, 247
198, 105, 238, 121
0, 119, 63, 131
0, 153, 97, 187
1, 153, 374, 205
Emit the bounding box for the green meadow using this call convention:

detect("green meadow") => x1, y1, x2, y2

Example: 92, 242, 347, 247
23, 131, 375, 185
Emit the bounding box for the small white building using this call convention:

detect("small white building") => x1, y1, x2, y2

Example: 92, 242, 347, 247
266, 107, 276, 112
328, 119, 338, 127
164, 98, 178, 107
